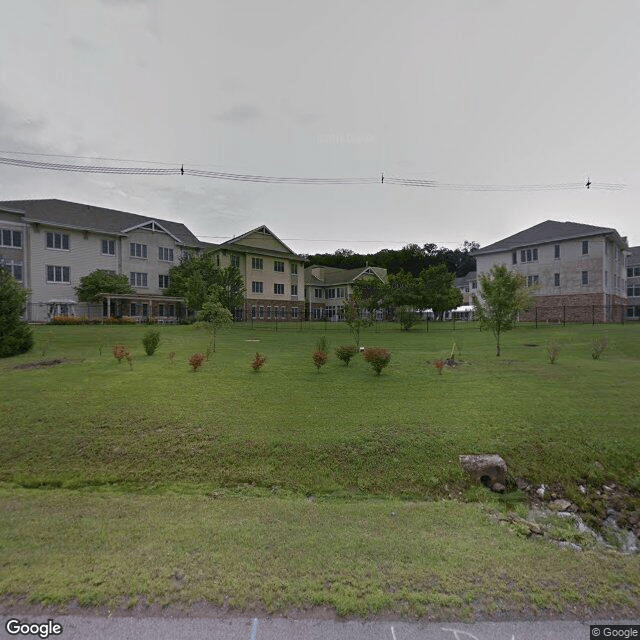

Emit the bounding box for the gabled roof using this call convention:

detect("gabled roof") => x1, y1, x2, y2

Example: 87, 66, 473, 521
0, 198, 202, 246
473, 220, 626, 256
305, 265, 387, 286
216, 225, 301, 257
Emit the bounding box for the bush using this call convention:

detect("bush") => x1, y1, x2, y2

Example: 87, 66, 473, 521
546, 340, 560, 364
0, 269, 33, 358
312, 351, 328, 372
316, 335, 328, 353
592, 335, 608, 359
251, 352, 266, 371
189, 353, 206, 371
363, 348, 391, 375
112, 344, 130, 363
335, 344, 357, 366
142, 329, 160, 356
434, 359, 445, 375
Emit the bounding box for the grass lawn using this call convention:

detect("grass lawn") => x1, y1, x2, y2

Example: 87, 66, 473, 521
1, 321, 639, 617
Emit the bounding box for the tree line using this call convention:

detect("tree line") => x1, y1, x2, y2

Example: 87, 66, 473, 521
304, 241, 479, 277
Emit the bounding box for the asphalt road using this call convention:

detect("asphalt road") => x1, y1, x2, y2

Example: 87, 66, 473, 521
2, 614, 638, 640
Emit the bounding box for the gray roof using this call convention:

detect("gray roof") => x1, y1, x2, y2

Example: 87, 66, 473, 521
305, 265, 387, 286
0, 198, 203, 246
473, 220, 625, 256
627, 246, 640, 265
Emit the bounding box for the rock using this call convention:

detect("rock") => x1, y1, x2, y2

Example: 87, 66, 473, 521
578, 484, 587, 494
549, 499, 572, 511
515, 477, 529, 491
459, 454, 507, 487
491, 482, 506, 493
621, 531, 639, 555
536, 484, 546, 498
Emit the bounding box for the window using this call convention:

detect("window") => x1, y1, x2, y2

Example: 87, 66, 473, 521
582, 240, 589, 255
512, 252, 517, 265
291, 284, 298, 296
336, 287, 346, 298
472, 280, 477, 289
130, 303, 137, 316
327, 288, 336, 298
605, 271, 608, 287
251, 257, 263, 270
635, 267, 640, 277
581, 271, 589, 285
290, 262, 298, 274
46, 232, 69, 250
231, 255, 240, 268
130, 243, 147, 258
554, 273, 560, 287
280, 306, 286, 319
527, 275, 539, 286
251, 281, 264, 294
274, 283, 285, 295
291, 307, 299, 318
158, 304, 165, 317
520, 248, 538, 263
1, 228, 22, 247
259, 306, 264, 319
159, 274, 170, 289
630, 285, 640, 297
267, 306, 272, 319
314, 288, 323, 299
628, 267, 634, 278
181, 250, 191, 262
101, 239, 115, 255
554, 244, 560, 259
251, 306, 256, 319
130, 272, 148, 287
46, 265, 70, 283
2, 259, 22, 281
158, 247, 174, 262
274, 260, 285, 272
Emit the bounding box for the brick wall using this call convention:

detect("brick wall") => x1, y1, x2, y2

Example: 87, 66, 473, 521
520, 293, 627, 323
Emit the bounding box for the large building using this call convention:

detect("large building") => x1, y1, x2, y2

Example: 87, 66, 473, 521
0, 199, 304, 323
304, 265, 387, 320
626, 246, 640, 321
473, 220, 629, 323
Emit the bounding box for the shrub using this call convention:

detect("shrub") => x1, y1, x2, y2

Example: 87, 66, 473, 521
335, 344, 357, 366
126, 354, 134, 370
189, 353, 206, 371
546, 340, 560, 364
168, 351, 176, 364
592, 335, 608, 359
363, 348, 391, 375
316, 335, 328, 354
49, 315, 87, 325
252, 352, 266, 371
312, 350, 328, 372
142, 329, 160, 356
112, 344, 130, 363
434, 359, 445, 375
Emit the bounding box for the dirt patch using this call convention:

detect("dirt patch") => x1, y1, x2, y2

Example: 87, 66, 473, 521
12, 359, 70, 370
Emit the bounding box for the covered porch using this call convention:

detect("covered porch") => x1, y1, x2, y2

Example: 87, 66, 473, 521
101, 293, 186, 323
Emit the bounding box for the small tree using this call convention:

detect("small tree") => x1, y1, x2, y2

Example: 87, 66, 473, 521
142, 329, 160, 356
472, 265, 532, 356
312, 350, 328, 372
194, 295, 233, 354
75, 269, 134, 303
0, 269, 33, 358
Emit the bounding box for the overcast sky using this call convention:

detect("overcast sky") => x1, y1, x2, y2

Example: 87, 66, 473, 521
0, 1, 638, 255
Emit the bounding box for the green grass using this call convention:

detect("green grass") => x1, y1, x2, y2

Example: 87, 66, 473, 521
1, 321, 639, 616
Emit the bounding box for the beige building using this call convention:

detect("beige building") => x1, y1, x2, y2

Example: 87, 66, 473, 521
304, 265, 387, 320
205, 226, 306, 321
473, 220, 629, 323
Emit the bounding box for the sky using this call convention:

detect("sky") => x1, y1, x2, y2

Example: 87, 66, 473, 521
0, 1, 639, 256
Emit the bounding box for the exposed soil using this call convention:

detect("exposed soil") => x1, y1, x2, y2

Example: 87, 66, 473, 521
12, 359, 71, 370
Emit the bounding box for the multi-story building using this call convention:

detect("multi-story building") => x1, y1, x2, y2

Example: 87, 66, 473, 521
0, 199, 203, 322
304, 265, 387, 320
205, 226, 306, 322
454, 271, 477, 305
626, 246, 640, 320
473, 220, 629, 323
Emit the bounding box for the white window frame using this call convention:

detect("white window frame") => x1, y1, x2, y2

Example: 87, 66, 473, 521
130, 243, 148, 259
46, 232, 69, 251
274, 283, 284, 295
158, 274, 170, 289
274, 260, 285, 272
130, 272, 148, 287
101, 239, 116, 256
251, 257, 263, 270
46, 265, 70, 283
1, 228, 22, 248
252, 281, 264, 294
3, 259, 23, 281
158, 247, 174, 262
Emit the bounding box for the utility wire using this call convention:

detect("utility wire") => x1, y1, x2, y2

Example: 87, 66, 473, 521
0, 154, 626, 191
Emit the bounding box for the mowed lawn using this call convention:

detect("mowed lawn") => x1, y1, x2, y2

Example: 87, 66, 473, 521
1, 321, 639, 617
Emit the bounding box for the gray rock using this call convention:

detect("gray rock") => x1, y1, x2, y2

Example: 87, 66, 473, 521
549, 499, 572, 511
491, 482, 506, 493
459, 454, 507, 487
536, 484, 546, 498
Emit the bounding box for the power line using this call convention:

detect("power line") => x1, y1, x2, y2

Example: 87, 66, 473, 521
0, 153, 626, 191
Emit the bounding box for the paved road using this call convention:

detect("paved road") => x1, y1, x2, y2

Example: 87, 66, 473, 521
2, 614, 638, 640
